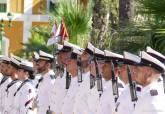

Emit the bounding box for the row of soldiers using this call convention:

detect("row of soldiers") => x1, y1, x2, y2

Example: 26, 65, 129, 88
0, 41, 165, 114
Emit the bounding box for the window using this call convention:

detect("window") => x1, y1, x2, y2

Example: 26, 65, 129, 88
0, 3, 7, 12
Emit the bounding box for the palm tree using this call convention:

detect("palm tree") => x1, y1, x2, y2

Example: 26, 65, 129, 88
50, 0, 92, 47
90, 0, 109, 49
119, 0, 135, 27
16, 26, 53, 58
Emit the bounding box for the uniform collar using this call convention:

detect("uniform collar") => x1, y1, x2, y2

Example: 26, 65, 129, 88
82, 71, 90, 80
71, 76, 77, 80
43, 69, 55, 77
117, 77, 126, 88
103, 80, 112, 89
141, 80, 160, 94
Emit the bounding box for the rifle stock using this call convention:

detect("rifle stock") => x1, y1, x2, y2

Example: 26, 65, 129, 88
94, 56, 103, 94
127, 66, 138, 102
77, 57, 83, 83
111, 61, 119, 102
66, 71, 71, 89
162, 73, 165, 93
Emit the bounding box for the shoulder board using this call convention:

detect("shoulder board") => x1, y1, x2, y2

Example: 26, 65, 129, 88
150, 89, 158, 96
136, 86, 141, 92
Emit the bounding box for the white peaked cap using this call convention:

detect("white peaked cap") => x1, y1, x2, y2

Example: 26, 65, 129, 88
140, 51, 165, 72
10, 54, 22, 62
72, 48, 83, 55
19, 59, 34, 72
94, 47, 104, 56
146, 46, 165, 63
39, 50, 54, 59
104, 50, 123, 59
64, 41, 81, 50
86, 42, 95, 53
21, 60, 33, 68
1, 56, 11, 62
10, 57, 20, 67
124, 51, 141, 64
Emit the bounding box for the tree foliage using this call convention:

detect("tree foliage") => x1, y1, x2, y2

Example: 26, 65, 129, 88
50, 0, 93, 46
16, 26, 53, 58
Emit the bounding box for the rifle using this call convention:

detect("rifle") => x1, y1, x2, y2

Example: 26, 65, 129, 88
77, 56, 83, 83
93, 56, 103, 97
66, 71, 71, 89
127, 66, 138, 104
90, 74, 96, 89
110, 61, 119, 102
162, 73, 165, 93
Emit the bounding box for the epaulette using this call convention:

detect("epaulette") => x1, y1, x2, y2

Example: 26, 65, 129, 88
136, 86, 142, 92
150, 89, 158, 96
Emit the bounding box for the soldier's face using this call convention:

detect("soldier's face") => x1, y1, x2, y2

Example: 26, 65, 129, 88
80, 51, 90, 68
81, 51, 90, 61
59, 52, 71, 66
17, 69, 26, 80
66, 59, 77, 76
36, 60, 47, 73
90, 62, 96, 76
6, 64, 14, 76
1, 62, 8, 75
101, 63, 112, 81
119, 65, 129, 84
128, 65, 138, 81
134, 66, 153, 86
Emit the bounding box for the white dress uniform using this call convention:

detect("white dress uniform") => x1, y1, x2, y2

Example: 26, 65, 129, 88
115, 83, 142, 114
97, 79, 124, 114
37, 70, 55, 114
13, 79, 36, 114
61, 76, 79, 114
33, 73, 42, 89
3, 79, 21, 114
87, 82, 101, 114
0, 76, 12, 113
133, 80, 165, 114
50, 69, 67, 114
0, 73, 3, 82
73, 71, 91, 114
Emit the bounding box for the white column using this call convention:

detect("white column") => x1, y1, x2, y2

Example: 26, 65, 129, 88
47, 0, 50, 13
7, 0, 10, 12
2, 37, 9, 56
23, 15, 32, 43
24, 0, 32, 14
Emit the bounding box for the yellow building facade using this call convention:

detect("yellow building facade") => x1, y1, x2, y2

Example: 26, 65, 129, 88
0, 0, 55, 54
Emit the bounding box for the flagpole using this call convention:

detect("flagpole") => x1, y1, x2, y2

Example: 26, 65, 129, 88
52, 20, 58, 74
